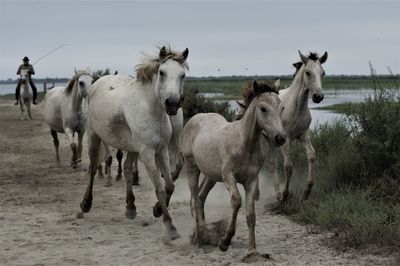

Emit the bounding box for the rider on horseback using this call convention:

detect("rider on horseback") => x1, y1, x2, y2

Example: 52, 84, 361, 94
15, 57, 38, 105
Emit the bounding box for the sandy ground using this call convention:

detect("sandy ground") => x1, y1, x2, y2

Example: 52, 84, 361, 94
0, 100, 397, 266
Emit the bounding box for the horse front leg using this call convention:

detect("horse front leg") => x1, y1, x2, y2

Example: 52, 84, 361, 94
140, 149, 180, 244
152, 148, 175, 217
123, 152, 138, 219
27, 102, 32, 120
244, 177, 259, 255
20, 100, 24, 120
80, 131, 101, 214
65, 128, 79, 169
132, 157, 139, 185
300, 131, 316, 201
268, 141, 281, 201
77, 129, 85, 163
185, 157, 202, 246
218, 172, 241, 252
280, 140, 293, 203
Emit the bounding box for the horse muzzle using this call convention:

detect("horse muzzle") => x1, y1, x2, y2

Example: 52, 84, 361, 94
165, 96, 184, 115
312, 93, 324, 103
262, 131, 286, 147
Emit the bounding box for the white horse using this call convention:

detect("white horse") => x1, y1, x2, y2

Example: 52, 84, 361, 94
269, 51, 328, 202
182, 80, 286, 255
43, 69, 93, 168
79, 46, 189, 244
19, 69, 33, 120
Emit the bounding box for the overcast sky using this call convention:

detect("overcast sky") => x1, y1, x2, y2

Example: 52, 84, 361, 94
0, 0, 399, 79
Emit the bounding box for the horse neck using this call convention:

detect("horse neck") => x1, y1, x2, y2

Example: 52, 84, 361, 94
70, 80, 83, 113
20, 78, 30, 94
239, 100, 262, 148
286, 67, 310, 112
140, 79, 165, 118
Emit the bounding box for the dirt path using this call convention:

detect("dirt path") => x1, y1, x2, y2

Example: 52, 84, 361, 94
0, 100, 396, 265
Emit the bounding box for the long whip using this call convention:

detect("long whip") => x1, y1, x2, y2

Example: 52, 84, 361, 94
32, 44, 67, 66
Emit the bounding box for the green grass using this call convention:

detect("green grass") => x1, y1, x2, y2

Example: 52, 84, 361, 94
185, 75, 400, 96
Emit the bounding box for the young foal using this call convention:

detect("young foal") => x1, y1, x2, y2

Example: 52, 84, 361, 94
269, 51, 328, 202
182, 80, 286, 254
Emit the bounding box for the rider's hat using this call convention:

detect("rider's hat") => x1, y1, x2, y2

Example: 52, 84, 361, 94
22, 56, 29, 62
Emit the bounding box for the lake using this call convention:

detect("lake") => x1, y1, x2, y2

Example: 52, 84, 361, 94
1, 82, 374, 129
220, 89, 374, 129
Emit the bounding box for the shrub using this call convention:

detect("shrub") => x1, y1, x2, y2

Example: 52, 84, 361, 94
182, 88, 236, 123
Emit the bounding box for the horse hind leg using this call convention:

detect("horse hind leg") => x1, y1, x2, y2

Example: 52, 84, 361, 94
50, 130, 60, 165
104, 155, 113, 187
115, 150, 123, 181
198, 176, 216, 222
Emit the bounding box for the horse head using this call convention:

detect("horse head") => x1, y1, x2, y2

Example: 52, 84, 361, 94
297, 51, 328, 103
74, 68, 93, 98
246, 80, 286, 147
155, 46, 189, 115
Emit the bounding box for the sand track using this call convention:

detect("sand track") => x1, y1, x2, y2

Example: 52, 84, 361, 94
0, 100, 395, 265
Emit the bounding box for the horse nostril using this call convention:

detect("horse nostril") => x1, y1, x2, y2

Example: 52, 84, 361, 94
275, 134, 286, 146
165, 98, 172, 107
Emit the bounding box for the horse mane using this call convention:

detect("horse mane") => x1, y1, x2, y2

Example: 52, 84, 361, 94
235, 80, 280, 120
241, 80, 279, 107
64, 70, 90, 95
292, 52, 321, 76
135, 46, 189, 84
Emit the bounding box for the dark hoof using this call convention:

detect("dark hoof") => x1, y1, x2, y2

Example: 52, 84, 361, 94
80, 199, 92, 213
218, 240, 229, 252
132, 173, 139, 186
153, 202, 163, 217
125, 208, 137, 219
302, 183, 313, 201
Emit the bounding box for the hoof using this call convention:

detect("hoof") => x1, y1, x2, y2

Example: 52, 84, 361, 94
153, 202, 163, 217
125, 208, 137, 219
80, 199, 92, 213
218, 240, 229, 252
162, 224, 180, 244
104, 180, 112, 187
302, 183, 313, 201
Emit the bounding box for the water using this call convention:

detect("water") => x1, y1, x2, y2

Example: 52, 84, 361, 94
222, 89, 374, 129
0, 82, 67, 95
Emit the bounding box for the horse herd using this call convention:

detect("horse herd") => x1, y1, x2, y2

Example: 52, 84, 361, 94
20, 46, 328, 256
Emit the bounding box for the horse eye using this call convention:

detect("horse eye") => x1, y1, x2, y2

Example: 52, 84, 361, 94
159, 70, 165, 77
260, 107, 267, 113
79, 81, 85, 87
181, 74, 186, 79
322, 71, 325, 77
306, 71, 311, 76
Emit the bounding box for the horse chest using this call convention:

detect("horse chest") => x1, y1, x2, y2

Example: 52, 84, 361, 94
229, 148, 264, 179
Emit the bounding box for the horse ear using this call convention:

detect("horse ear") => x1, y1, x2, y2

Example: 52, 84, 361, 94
182, 48, 189, 61
252, 80, 260, 95
298, 50, 308, 64
74, 68, 78, 75
159, 46, 167, 59
319, 51, 328, 64
274, 79, 281, 89
293, 62, 303, 70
